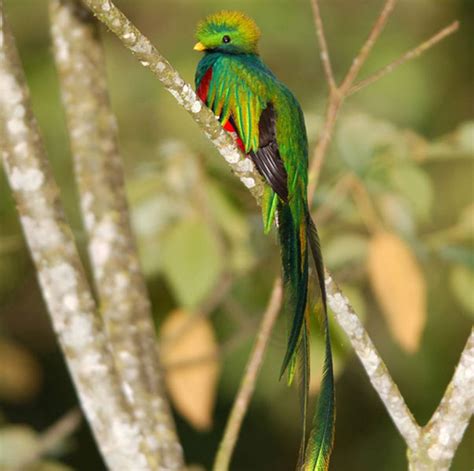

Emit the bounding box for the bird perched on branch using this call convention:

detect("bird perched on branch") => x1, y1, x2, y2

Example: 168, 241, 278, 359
194, 11, 335, 470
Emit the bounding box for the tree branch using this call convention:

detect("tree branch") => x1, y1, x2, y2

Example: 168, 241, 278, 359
213, 278, 283, 471
348, 21, 460, 96
49, 2, 184, 468
325, 274, 421, 449
309, 0, 336, 91
411, 329, 474, 470
340, 0, 398, 91
0, 6, 154, 469
307, 0, 457, 198
308, 0, 397, 197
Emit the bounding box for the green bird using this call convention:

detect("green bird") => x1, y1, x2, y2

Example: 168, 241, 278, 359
194, 11, 335, 470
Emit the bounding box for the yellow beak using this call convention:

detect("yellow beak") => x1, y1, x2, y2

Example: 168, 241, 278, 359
193, 42, 207, 52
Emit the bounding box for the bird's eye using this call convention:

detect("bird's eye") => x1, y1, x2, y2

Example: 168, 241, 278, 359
222, 35, 231, 44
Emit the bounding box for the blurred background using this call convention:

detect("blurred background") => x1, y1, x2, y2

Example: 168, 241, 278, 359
0, 0, 473, 470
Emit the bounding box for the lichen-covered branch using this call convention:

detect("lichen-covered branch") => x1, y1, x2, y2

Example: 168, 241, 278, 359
81, 0, 265, 202
409, 329, 473, 471
0, 6, 153, 470
325, 274, 421, 449
49, 1, 183, 468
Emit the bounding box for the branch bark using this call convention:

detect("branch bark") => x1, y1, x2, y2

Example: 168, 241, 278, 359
409, 329, 474, 471
49, 2, 184, 468
0, 6, 154, 470
325, 274, 421, 448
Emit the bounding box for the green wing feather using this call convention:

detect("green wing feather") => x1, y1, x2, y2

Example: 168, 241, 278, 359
206, 57, 266, 154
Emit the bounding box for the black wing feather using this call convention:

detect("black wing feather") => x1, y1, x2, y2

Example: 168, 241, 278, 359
249, 104, 288, 202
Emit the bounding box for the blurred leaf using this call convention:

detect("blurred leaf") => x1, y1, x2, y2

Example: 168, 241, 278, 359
0, 425, 39, 467
439, 245, 474, 270
449, 265, 474, 319
389, 164, 433, 221
337, 114, 397, 174
425, 121, 474, 160
206, 182, 255, 274
161, 219, 223, 308
456, 121, 474, 155
368, 232, 427, 353
160, 309, 220, 431
457, 203, 474, 237
0, 339, 42, 403
324, 233, 368, 270
377, 193, 416, 236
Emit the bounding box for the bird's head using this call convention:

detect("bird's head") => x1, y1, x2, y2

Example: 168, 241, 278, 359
194, 11, 261, 55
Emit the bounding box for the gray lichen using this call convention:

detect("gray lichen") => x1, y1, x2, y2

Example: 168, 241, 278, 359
0, 4, 153, 470
49, 2, 184, 469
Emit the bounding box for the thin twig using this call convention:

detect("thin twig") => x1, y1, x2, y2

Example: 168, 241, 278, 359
310, 0, 336, 91
349, 175, 383, 233
49, 2, 184, 467
213, 278, 283, 471
349, 21, 460, 96
308, 0, 398, 197
308, 92, 341, 200
0, 6, 153, 469
340, 0, 398, 92
15, 408, 82, 469
37, 408, 82, 458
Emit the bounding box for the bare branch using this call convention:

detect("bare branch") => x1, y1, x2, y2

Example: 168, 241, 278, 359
0, 6, 153, 469
310, 0, 336, 91
15, 408, 82, 468
325, 274, 421, 449
309, 0, 398, 196
213, 278, 283, 471
349, 21, 460, 96
49, 2, 184, 467
308, 92, 341, 199
340, 0, 398, 92
37, 409, 82, 458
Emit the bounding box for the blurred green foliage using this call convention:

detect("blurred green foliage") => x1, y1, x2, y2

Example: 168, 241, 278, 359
1, 1, 473, 470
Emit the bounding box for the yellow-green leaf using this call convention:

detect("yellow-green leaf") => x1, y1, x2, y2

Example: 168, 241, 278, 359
161, 310, 220, 430
368, 232, 427, 353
